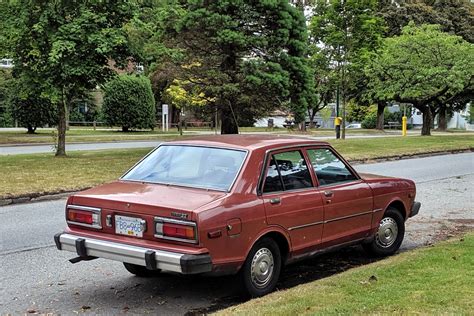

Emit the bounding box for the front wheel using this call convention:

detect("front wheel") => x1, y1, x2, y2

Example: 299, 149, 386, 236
123, 263, 161, 277
363, 207, 405, 257
240, 237, 282, 297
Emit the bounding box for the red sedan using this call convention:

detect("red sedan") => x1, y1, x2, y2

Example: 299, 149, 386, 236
54, 135, 420, 297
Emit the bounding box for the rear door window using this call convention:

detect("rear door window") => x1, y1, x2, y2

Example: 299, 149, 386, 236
263, 150, 313, 193
307, 148, 357, 186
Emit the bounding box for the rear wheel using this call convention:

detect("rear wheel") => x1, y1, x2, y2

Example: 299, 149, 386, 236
363, 207, 405, 257
240, 237, 281, 297
123, 263, 161, 277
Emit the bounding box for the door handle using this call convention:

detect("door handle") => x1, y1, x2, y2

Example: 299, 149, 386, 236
270, 197, 281, 205
324, 191, 334, 198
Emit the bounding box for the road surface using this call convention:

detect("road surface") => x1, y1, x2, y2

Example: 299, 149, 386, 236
1, 153, 473, 314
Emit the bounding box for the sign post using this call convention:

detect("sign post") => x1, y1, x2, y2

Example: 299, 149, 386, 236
162, 104, 169, 132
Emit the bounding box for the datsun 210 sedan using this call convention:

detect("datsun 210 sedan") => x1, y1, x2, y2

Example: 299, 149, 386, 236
54, 135, 420, 297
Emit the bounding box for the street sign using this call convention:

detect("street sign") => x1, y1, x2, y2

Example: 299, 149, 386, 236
162, 104, 169, 131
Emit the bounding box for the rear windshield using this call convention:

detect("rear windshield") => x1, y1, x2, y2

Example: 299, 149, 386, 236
121, 145, 247, 191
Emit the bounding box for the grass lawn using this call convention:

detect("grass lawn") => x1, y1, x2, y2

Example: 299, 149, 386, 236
1, 127, 472, 145
0, 149, 150, 198
0, 135, 473, 198
330, 135, 474, 161
0, 129, 187, 145
218, 233, 474, 315
0, 127, 384, 144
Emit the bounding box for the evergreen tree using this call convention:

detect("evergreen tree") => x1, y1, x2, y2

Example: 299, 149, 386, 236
168, 0, 315, 134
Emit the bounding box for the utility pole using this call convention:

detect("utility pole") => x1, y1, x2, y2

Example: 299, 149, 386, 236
341, 0, 347, 140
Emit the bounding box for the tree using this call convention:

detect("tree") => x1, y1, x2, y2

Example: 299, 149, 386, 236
11, 0, 135, 156
309, 0, 384, 136
306, 46, 335, 128
379, 0, 474, 43
365, 23, 474, 135
102, 75, 156, 132
166, 0, 314, 134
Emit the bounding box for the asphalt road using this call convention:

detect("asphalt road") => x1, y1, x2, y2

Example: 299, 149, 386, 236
1, 153, 473, 314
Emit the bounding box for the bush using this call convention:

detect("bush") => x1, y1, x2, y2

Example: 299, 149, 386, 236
102, 75, 155, 132
361, 105, 378, 129
346, 101, 370, 123
9, 77, 57, 133
0, 110, 13, 127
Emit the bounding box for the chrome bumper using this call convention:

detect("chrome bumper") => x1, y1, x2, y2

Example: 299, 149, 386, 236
54, 233, 212, 274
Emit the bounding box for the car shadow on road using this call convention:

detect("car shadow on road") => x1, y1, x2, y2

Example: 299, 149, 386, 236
184, 245, 380, 315
74, 246, 381, 315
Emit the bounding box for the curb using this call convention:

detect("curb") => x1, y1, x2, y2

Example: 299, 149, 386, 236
0, 189, 90, 207
349, 148, 473, 165
1, 148, 472, 207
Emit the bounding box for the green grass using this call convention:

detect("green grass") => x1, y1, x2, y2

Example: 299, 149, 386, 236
0, 128, 190, 144
0, 149, 150, 198
1, 127, 473, 145
218, 233, 474, 315
0, 135, 473, 198
328, 135, 474, 161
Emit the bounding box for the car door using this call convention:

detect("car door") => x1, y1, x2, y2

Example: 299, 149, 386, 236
306, 147, 373, 247
260, 149, 325, 254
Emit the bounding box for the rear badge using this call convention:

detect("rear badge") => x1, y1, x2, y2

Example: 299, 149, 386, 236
171, 212, 188, 219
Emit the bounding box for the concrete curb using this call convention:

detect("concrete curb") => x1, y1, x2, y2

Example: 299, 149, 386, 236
0, 189, 89, 207
349, 148, 473, 165
1, 148, 472, 206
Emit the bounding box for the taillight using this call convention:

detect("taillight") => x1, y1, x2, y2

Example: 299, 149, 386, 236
66, 205, 102, 229
155, 217, 197, 244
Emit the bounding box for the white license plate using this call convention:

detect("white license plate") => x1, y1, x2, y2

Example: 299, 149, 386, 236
115, 215, 144, 238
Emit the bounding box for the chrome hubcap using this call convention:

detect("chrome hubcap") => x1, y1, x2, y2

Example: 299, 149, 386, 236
250, 248, 274, 288
376, 217, 398, 248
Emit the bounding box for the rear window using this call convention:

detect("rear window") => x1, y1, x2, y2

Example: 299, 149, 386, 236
122, 145, 247, 191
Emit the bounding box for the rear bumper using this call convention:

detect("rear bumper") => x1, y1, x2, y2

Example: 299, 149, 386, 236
54, 232, 212, 274
410, 201, 421, 218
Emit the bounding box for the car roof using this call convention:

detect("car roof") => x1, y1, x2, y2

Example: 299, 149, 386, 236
166, 134, 330, 151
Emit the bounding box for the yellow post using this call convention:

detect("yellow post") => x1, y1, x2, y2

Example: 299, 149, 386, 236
402, 116, 407, 136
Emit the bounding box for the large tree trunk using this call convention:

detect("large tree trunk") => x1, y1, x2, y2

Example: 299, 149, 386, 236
26, 125, 36, 134
56, 92, 67, 156
220, 104, 238, 134
308, 109, 317, 129
420, 106, 432, 136
122, 126, 129, 132
437, 106, 447, 131
376, 101, 385, 130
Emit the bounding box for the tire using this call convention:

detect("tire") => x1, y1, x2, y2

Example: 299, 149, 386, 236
363, 207, 405, 257
240, 237, 282, 297
123, 263, 161, 277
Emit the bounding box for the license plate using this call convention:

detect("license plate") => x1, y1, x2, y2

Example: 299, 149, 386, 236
115, 215, 144, 238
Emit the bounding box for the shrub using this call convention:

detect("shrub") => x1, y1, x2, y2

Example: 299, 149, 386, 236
9, 77, 57, 133
361, 105, 378, 129
102, 75, 155, 132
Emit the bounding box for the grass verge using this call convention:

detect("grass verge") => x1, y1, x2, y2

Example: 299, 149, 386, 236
0, 129, 187, 145
0, 135, 473, 199
331, 135, 474, 161
217, 233, 474, 315
0, 149, 150, 198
